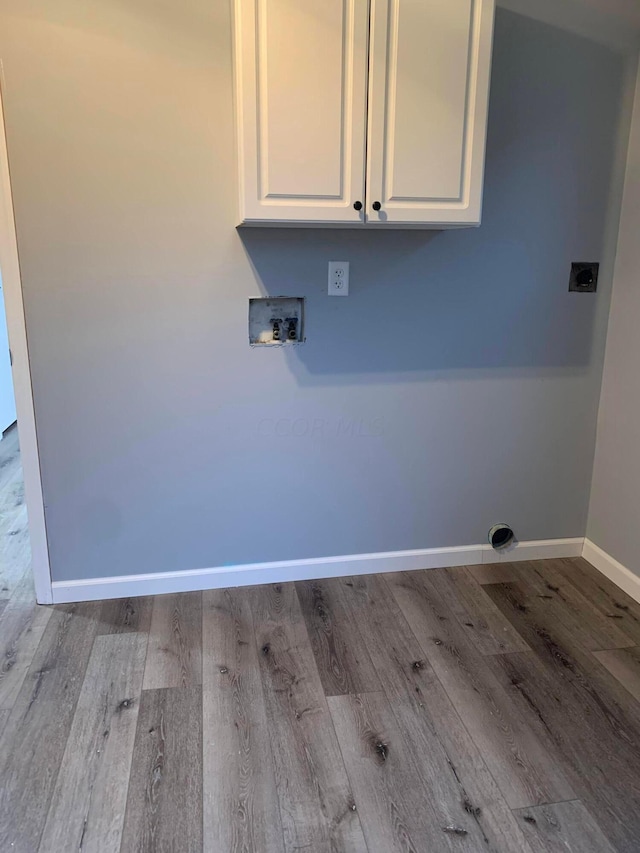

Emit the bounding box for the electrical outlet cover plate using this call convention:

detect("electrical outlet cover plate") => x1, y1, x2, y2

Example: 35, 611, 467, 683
248, 297, 305, 346
328, 261, 349, 296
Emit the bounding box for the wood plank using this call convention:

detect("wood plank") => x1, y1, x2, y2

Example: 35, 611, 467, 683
488, 650, 640, 853
295, 578, 381, 696
120, 686, 203, 853
328, 691, 464, 853
514, 800, 616, 853
0, 596, 52, 709
426, 565, 530, 654
98, 596, 153, 635
4, 565, 37, 607
0, 602, 102, 853
386, 570, 576, 809
515, 560, 634, 651
332, 575, 535, 852
0, 422, 20, 466
202, 588, 284, 853
485, 583, 640, 853
593, 647, 640, 703
251, 582, 367, 853
0, 433, 23, 533
484, 581, 640, 727
0, 504, 31, 595
0, 430, 30, 603
38, 633, 147, 853
0, 433, 32, 603
0, 465, 26, 520
0, 474, 22, 520
142, 592, 202, 689
467, 562, 522, 585
556, 557, 640, 646
0, 460, 23, 518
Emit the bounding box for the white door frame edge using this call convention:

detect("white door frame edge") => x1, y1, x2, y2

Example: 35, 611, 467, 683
0, 78, 53, 604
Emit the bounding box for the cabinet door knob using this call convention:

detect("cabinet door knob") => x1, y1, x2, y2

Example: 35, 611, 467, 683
372, 201, 382, 211
353, 201, 363, 211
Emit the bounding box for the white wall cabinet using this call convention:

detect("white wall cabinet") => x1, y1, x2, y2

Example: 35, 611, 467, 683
234, 0, 495, 228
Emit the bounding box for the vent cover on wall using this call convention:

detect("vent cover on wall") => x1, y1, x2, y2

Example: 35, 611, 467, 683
488, 524, 515, 551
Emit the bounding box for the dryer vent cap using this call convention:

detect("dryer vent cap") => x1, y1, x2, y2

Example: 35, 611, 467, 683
489, 524, 515, 551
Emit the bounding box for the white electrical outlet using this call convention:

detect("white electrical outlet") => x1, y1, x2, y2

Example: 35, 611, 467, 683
328, 261, 349, 296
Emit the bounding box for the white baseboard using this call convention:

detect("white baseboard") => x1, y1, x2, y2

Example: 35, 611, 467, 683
582, 539, 640, 605
481, 537, 584, 563
50, 537, 585, 603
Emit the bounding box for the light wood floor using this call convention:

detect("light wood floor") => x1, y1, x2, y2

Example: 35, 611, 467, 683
1, 428, 640, 852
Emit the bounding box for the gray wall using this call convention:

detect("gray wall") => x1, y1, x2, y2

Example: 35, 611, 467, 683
588, 66, 640, 575
0, 2, 631, 582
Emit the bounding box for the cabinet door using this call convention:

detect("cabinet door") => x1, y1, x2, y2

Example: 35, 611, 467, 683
366, 0, 495, 227
235, 0, 370, 226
